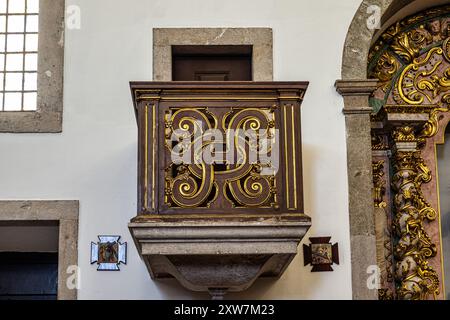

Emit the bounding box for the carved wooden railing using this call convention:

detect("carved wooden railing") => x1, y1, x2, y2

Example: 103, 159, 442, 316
131, 82, 308, 219
128, 82, 311, 297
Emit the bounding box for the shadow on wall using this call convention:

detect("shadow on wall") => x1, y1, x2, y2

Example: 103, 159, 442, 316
300, 142, 319, 227
153, 268, 279, 300
155, 279, 210, 300
151, 143, 325, 300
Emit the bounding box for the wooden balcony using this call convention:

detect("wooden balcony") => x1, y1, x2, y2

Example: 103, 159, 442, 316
128, 82, 311, 298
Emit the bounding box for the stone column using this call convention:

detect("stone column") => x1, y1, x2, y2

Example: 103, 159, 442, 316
335, 79, 379, 300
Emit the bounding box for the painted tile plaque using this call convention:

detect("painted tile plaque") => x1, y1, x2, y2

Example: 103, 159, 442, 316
90, 236, 127, 271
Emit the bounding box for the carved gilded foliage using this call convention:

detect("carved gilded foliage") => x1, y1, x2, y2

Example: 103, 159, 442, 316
368, 7, 450, 300
391, 145, 439, 300
372, 160, 387, 209
369, 5, 450, 134
163, 107, 278, 209
370, 125, 441, 299
372, 133, 389, 151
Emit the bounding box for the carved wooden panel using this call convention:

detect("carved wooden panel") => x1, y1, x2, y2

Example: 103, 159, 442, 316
131, 82, 308, 219
163, 106, 278, 210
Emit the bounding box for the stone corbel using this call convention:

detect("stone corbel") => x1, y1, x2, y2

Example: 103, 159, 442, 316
335, 79, 379, 115
129, 219, 310, 298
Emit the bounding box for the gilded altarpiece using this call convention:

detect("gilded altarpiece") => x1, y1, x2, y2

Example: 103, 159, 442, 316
368, 5, 450, 300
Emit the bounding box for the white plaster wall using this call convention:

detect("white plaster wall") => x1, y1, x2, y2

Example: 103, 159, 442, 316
0, 0, 362, 299
0, 226, 59, 252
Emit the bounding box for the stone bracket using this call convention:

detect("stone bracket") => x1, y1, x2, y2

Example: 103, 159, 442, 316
129, 219, 311, 296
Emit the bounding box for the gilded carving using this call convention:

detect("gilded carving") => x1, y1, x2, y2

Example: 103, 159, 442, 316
164, 107, 278, 209
368, 6, 450, 142
369, 7, 449, 300
371, 52, 400, 92
371, 133, 389, 151
372, 160, 387, 208
391, 138, 439, 299
391, 31, 420, 64
392, 125, 418, 143
378, 288, 394, 300
396, 47, 450, 106
421, 109, 447, 138
383, 224, 394, 285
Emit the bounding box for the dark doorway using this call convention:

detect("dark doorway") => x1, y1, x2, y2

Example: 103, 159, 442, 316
172, 45, 252, 81
0, 252, 58, 300
0, 222, 59, 300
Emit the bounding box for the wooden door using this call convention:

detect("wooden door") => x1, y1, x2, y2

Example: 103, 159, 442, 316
172, 45, 252, 81
0, 252, 58, 300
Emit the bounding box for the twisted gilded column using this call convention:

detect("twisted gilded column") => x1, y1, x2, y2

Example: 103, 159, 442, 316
391, 125, 440, 300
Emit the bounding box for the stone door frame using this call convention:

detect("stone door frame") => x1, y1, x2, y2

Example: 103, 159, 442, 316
0, 200, 79, 300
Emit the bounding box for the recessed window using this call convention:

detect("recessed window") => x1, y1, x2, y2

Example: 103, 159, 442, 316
172, 45, 253, 81
0, 0, 39, 111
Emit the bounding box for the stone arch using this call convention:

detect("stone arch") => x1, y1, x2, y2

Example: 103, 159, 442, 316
341, 0, 448, 80
336, 0, 449, 300
342, 0, 395, 80
342, 0, 450, 79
